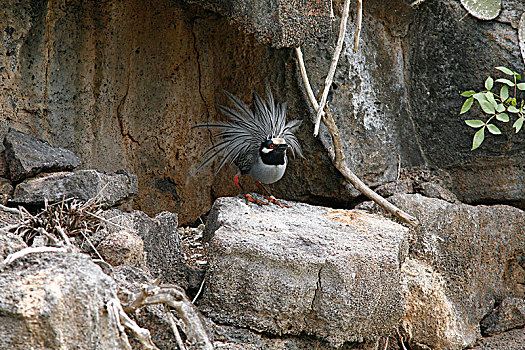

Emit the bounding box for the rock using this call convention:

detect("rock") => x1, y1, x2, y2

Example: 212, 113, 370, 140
200, 196, 409, 347
0, 252, 125, 349
0, 232, 26, 261
471, 328, 525, 350
375, 178, 414, 197
97, 229, 146, 269
100, 209, 187, 287
0, 177, 13, 204
10, 169, 137, 207
416, 182, 458, 203
0, 151, 8, 178
390, 194, 525, 349
4, 128, 81, 181
111, 264, 181, 350
405, 0, 525, 205
183, 0, 331, 48
481, 298, 525, 336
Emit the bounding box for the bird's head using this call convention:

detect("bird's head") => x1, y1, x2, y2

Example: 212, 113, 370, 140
259, 137, 288, 165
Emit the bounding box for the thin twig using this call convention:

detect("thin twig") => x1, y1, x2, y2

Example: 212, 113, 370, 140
0, 246, 70, 270
384, 336, 389, 350
295, 46, 419, 227
166, 310, 188, 350
397, 328, 408, 350
353, 0, 363, 52
55, 225, 72, 246
313, 0, 352, 137
79, 227, 105, 261
0, 204, 22, 215
192, 277, 206, 304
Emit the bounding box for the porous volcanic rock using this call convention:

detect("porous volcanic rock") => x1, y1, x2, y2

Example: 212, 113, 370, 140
200, 196, 409, 347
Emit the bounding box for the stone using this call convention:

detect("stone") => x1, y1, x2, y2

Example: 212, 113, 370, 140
481, 297, 525, 336
416, 181, 458, 203
375, 178, 414, 198
471, 328, 525, 350
0, 177, 13, 204
10, 169, 137, 207
200, 196, 409, 347
0, 151, 8, 178
390, 194, 525, 349
100, 209, 187, 287
96, 229, 146, 269
111, 264, 181, 350
0, 252, 125, 349
183, 0, 331, 48
4, 128, 81, 181
0, 232, 26, 261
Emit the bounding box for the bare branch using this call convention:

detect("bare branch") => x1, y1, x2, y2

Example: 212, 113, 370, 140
0, 246, 70, 270
107, 298, 158, 350
313, 0, 352, 137
123, 284, 213, 350
294, 45, 419, 227
353, 0, 363, 52
0, 204, 22, 215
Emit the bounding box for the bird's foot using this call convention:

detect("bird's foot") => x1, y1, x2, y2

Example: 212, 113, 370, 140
265, 195, 291, 208
243, 193, 267, 206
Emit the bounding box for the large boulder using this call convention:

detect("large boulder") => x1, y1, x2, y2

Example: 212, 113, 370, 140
200, 196, 409, 347
0, 252, 125, 349
390, 194, 525, 349
3, 128, 81, 181
10, 169, 137, 207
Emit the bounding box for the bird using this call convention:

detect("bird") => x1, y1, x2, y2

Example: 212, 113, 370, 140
194, 83, 303, 207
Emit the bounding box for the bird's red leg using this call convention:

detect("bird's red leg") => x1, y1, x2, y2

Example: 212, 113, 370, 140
234, 175, 266, 206
255, 181, 290, 208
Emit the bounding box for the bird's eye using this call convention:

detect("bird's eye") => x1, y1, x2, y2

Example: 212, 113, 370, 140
269, 144, 274, 149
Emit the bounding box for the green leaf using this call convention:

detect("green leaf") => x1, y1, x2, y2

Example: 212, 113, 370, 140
516, 74, 522, 81
465, 119, 485, 128
485, 91, 497, 107
473, 92, 487, 102
487, 124, 502, 135
496, 113, 509, 122
513, 118, 524, 133
479, 100, 496, 114
496, 66, 515, 75
496, 104, 506, 113
508, 105, 520, 113
461, 90, 476, 97
496, 78, 515, 87
500, 85, 509, 101
517, 83, 525, 90
485, 76, 494, 90
472, 127, 485, 150
460, 97, 474, 114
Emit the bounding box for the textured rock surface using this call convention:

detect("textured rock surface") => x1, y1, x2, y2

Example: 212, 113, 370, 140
481, 297, 525, 336
0, 177, 12, 204
101, 209, 186, 287
97, 229, 146, 269
10, 169, 137, 207
4, 128, 81, 181
390, 194, 525, 349
0, 232, 26, 260
183, 0, 331, 48
472, 328, 525, 350
200, 196, 409, 346
0, 252, 124, 349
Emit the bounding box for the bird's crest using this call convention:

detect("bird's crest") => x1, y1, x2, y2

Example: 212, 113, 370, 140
194, 83, 303, 175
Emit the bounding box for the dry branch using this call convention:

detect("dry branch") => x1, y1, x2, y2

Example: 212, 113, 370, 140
353, 0, 363, 52
313, 0, 352, 137
122, 284, 213, 350
295, 33, 418, 226
0, 246, 71, 270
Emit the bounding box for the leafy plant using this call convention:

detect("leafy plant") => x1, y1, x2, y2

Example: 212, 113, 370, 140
460, 66, 525, 150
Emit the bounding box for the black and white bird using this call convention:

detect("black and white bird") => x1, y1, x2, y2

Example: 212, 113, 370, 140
194, 84, 303, 207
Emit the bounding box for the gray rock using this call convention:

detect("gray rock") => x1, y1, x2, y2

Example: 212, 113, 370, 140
200, 196, 409, 347
375, 178, 414, 198
416, 182, 458, 203
97, 229, 146, 269
481, 298, 525, 336
100, 209, 186, 287
0, 232, 26, 261
0, 177, 13, 204
471, 328, 525, 350
390, 194, 525, 349
183, 0, 331, 48
10, 169, 137, 207
4, 128, 81, 181
0, 252, 124, 349
0, 151, 8, 178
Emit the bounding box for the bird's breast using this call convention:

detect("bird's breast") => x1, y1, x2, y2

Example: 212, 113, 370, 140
249, 157, 287, 184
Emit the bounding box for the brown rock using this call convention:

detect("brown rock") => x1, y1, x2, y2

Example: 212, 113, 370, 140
97, 229, 146, 269
0, 177, 13, 204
